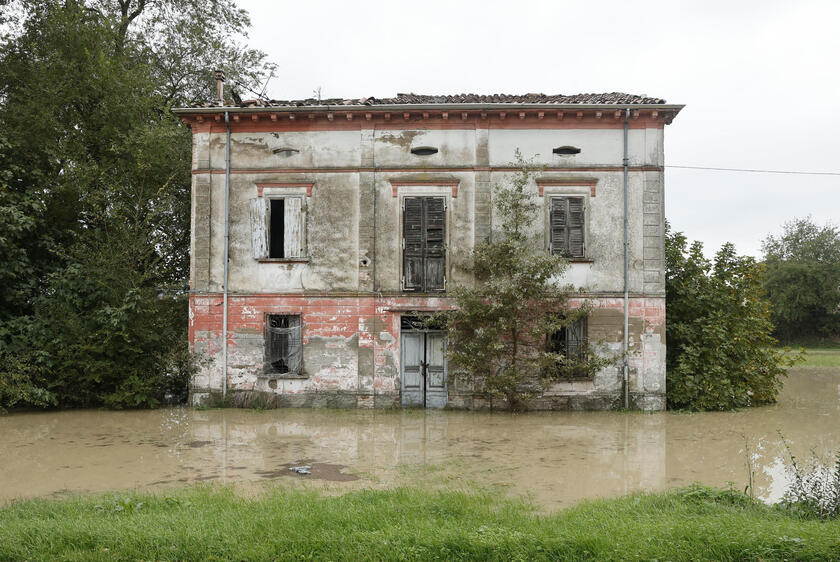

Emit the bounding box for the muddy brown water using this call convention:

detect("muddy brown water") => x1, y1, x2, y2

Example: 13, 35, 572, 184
2, 367, 838, 510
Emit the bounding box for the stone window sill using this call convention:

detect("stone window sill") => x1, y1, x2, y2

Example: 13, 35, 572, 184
259, 373, 308, 380
565, 257, 594, 263
257, 257, 310, 264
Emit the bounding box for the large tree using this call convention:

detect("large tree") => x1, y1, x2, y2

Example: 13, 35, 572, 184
0, 0, 273, 409
665, 226, 800, 411
440, 153, 613, 411
762, 217, 840, 343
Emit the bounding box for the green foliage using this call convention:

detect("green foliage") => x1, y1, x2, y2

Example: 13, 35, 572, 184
0, 1, 272, 410
665, 226, 801, 410
1, 485, 839, 560
440, 152, 614, 411
762, 217, 840, 342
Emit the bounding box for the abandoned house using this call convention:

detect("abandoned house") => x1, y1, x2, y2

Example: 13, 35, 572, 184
174, 79, 683, 411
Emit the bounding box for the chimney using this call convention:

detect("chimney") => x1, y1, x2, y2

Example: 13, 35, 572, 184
214, 70, 226, 105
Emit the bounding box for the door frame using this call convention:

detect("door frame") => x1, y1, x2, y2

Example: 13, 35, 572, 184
399, 315, 448, 408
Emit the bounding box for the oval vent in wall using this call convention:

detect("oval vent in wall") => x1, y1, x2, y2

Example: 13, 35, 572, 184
410, 146, 439, 156
553, 146, 581, 155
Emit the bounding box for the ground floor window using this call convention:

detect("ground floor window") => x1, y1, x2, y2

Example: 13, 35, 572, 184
547, 316, 589, 378
265, 314, 302, 375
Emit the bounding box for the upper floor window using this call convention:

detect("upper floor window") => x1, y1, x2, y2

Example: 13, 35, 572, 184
249, 196, 305, 259
403, 196, 446, 292
549, 196, 585, 258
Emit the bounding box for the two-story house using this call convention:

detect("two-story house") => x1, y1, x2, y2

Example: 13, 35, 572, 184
175, 81, 682, 411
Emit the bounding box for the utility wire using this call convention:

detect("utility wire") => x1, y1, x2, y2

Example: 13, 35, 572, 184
666, 165, 840, 176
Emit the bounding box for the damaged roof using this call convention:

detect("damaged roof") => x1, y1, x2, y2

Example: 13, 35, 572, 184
189, 92, 668, 109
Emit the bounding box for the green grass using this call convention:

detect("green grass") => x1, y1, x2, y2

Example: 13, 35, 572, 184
1, 484, 838, 561
800, 347, 840, 368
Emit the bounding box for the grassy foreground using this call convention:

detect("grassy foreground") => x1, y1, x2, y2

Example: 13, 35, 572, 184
1, 485, 838, 561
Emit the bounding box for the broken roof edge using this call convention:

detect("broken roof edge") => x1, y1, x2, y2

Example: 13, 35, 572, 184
172, 102, 685, 114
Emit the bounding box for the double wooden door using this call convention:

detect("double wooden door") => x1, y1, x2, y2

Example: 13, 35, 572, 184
400, 331, 447, 408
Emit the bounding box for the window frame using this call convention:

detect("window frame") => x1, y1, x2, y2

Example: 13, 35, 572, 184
398, 192, 450, 293
546, 316, 591, 380
548, 195, 586, 259
249, 193, 309, 262
539, 184, 592, 262
263, 313, 304, 378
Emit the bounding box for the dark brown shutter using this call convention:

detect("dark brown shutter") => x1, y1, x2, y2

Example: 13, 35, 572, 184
403, 197, 424, 291
550, 197, 585, 258
568, 197, 585, 258
550, 197, 568, 256
403, 197, 446, 292
424, 197, 446, 291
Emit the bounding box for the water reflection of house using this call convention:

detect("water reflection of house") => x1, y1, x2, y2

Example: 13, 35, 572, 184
174, 75, 683, 410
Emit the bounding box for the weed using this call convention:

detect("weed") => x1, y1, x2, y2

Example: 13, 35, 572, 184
778, 437, 840, 520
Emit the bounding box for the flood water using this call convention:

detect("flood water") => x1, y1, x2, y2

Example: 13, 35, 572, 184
2, 365, 839, 510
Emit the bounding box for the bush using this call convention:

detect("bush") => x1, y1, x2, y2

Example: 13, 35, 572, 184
665, 226, 800, 410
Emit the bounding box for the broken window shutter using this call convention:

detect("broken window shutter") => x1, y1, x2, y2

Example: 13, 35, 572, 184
283, 197, 303, 258
550, 197, 569, 256
287, 315, 302, 373
568, 197, 585, 258
249, 198, 269, 259
424, 197, 446, 291
566, 317, 587, 361
403, 197, 424, 291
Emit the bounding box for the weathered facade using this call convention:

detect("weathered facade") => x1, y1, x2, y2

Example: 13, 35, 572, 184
175, 90, 682, 411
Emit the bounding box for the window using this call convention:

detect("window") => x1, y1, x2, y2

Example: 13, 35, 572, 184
249, 197, 304, 259
402, 196, 446, 292
549, 196, 585, 258
264, 315, 302, 375
547, 316, 589, 378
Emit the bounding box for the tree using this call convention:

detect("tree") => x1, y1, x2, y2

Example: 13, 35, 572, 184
439, 153, 614, 411
0, 1, 273, 409
762, 217, 840, 343
665, 226, 800, 411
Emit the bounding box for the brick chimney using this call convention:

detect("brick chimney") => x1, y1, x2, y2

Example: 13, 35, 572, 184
214, 70, 225, 105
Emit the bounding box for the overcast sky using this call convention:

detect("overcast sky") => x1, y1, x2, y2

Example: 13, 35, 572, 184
237, 0, 839, 257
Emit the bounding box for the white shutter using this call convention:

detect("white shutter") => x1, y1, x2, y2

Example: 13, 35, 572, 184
284, 197, 303, 258
249, 197, 268, 259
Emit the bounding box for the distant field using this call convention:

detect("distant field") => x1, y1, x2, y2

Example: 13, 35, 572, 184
800, 348, 840, 369
0, 484, 838, 560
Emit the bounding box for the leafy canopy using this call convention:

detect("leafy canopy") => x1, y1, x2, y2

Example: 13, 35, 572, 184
665, 226, 800, 411
0, 0, 273, 410
761, 217, 840, 342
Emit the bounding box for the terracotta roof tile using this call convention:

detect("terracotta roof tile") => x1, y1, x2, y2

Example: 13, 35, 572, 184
192, 92, 667, 108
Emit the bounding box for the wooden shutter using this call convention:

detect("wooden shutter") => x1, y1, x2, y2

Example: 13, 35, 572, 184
403, 197, 446, 292
403, 197, 424, 291
568, 197, 585, 258
550, 197, 585, 258
424, 197, 446, 291
249, 197, 268, 259
566, 317, 587, 360
283, 197, 303, 258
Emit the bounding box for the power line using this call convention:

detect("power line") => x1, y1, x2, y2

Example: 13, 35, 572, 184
666, 165, 840, 176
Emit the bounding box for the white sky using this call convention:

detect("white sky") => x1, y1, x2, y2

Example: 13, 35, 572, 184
237, 0, 839, 257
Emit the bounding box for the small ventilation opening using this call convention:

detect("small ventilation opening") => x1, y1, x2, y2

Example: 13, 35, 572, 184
410, 146, 438, 156
273, 147, 299, 156
553, 146, 581, 156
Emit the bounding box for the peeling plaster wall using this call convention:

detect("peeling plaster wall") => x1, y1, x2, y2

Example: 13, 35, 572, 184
188, 119, 667, 410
